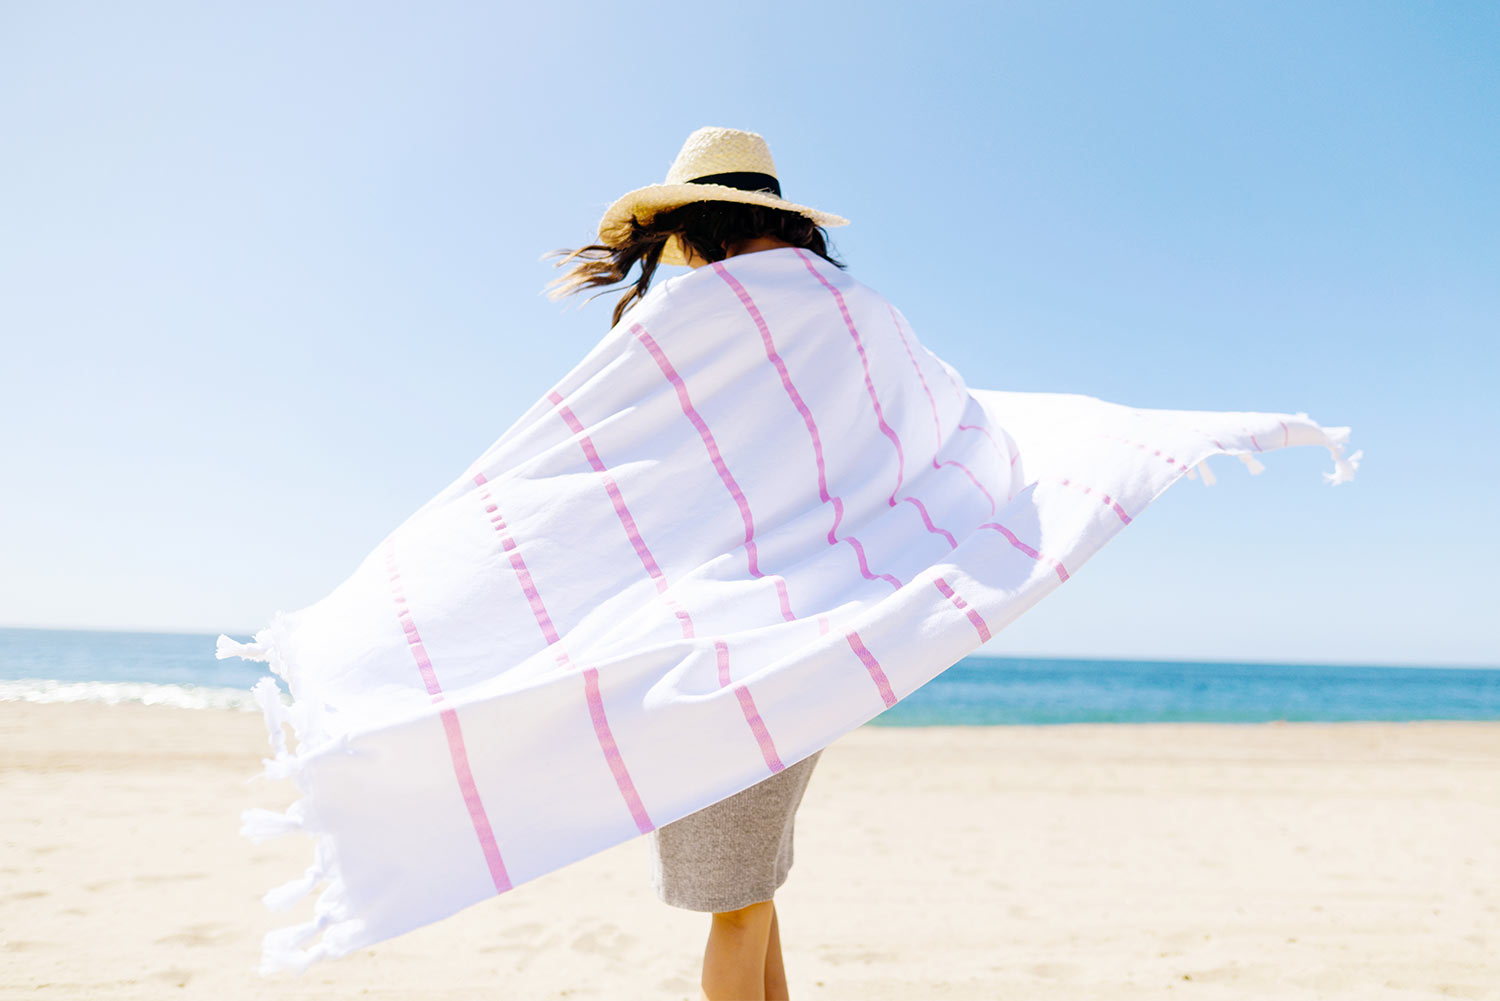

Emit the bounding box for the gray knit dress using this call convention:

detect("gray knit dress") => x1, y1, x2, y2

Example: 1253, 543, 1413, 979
648, 750, 822, 912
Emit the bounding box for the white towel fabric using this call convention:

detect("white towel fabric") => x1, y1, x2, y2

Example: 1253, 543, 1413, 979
218, 246, 1358, 973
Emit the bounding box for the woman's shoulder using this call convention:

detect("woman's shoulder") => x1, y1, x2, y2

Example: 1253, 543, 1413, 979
627, 266, 710, 319
624, 247, 888, 332
705, 247, 881, 304
611, 262, 738, 335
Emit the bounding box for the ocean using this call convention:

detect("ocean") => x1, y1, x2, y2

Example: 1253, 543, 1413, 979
1, 626, 1496, 724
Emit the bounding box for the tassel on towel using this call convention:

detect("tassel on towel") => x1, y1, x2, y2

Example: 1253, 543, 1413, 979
217, 633, 269, 661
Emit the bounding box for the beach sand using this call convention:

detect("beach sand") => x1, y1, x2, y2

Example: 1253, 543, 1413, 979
2, 703, 1496, 1000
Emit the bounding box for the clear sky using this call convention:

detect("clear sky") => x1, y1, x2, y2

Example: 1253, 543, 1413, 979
2, 2, 1496, 666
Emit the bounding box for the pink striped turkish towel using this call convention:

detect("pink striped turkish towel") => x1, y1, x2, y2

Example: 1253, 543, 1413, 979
217, 245, 1359, 973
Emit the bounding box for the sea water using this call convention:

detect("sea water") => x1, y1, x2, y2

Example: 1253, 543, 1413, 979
1, 626, 1496, 724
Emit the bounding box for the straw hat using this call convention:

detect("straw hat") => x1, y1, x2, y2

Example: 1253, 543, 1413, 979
597, 127, 850, 267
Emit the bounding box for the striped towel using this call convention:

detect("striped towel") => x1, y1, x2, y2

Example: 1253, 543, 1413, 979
217, 245, 1358, 973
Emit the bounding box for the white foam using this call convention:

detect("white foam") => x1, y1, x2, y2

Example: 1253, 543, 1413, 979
0, 678, 263, 711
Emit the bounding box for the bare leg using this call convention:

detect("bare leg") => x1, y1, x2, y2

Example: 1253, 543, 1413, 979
764, 902, 789, 1001
700, 900, 774, 1001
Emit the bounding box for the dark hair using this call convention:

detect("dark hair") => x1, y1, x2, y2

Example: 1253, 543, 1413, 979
545, 200, 845, 327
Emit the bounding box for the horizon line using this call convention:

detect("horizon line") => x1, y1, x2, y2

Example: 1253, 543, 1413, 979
1, 622, 1495, 673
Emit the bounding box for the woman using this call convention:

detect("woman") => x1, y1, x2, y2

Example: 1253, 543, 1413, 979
220, 127, 1357, 991
545, 132, 854, 998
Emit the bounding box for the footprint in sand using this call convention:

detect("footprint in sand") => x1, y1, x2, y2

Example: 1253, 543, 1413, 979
570, 923, 638, 962
479, 925, 563, 969
501, 921, 546, 937
1026, 962, 1080, 980
154, 923, 232, 947
147, 967, 194, 988
657, 975, 696, 995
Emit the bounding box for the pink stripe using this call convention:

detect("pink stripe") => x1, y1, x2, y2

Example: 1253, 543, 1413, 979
385, 551, 441, 699
711, 259, 1049, 689
382, 536, 511, 893
473, 473, 654, 835
582, 666, 655, 833
937, 457, 998, 515
714, 262, 902, 591
796, 248, 907, 506
1182, 423, 1228, 451
886, 306, 1055, 587
434, 707, 510, 891
930, 343, 1014, 469
817, 614, 830, 635
958, 422, 1018, 475
715, 639, 731, 687
841, 531, 903, 589
475, 472, 560, 644
772, 577, 795, 621
547, 390, 694, 638
537, 400, 788, 791
1280, 421, 1290, 448
891, 304, 944, 447
933, 576, 992, 642
712, 264, 830, 500
717, 637, 788, 775
734, 685, 786, 773
1105, 435, 1191, 473
1056, 477, 1133, 525
633, 323, 797, 621
845, 630, 898, 708
979, 521, 1070, 582
902, 496, 957, 548
888, 304, 987, 529
957, 421, 1004, 451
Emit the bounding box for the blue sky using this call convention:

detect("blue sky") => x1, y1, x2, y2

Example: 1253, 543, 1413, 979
1, 2, 1495, 666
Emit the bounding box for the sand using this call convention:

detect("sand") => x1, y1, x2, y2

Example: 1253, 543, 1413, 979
1, 702, 1496, 1000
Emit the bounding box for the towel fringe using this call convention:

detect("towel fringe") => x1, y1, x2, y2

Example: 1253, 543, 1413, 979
251, 677, 289, 755
1304, 420, 1359, 486
1325, 446, 1362, 486
241, 802, 307, 841
219, 615, 363, 975
1189, 415, 1357, 487
247, 676, 303, 780
219, 404, 1360, 975
263, 841, 331, 911
257, 912, 334, 976
216, 633, 269, 662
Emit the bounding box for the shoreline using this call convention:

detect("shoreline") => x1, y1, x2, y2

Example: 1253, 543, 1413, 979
5, 676, 1499, 725
3, 703, 1496, 999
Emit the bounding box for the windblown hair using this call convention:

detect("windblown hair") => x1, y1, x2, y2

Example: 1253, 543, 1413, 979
545, 201, 845, 328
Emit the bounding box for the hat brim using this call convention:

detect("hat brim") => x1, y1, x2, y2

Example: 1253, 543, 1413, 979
597, 182, 850, 267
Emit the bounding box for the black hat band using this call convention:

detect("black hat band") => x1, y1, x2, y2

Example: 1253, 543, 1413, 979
685, 171, 782, 198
